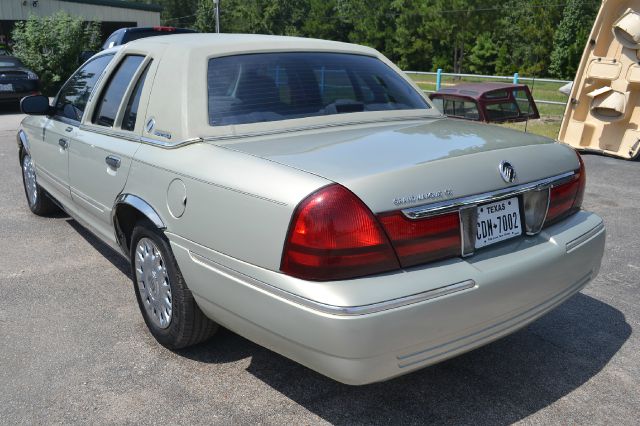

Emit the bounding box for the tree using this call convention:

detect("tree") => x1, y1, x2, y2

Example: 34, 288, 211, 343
11, 12, 101, 95
468, 33, 498, 75
194, 0, 215, 32
549, 0, 600, 79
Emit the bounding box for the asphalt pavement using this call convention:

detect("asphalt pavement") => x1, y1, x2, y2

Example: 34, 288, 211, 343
1, 105, 638, 425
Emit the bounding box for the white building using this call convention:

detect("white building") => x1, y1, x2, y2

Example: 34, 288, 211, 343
0, 0, 162, 45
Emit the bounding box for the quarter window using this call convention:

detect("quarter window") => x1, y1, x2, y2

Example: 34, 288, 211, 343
54, 54, 114, 122
94, 55, 145, 127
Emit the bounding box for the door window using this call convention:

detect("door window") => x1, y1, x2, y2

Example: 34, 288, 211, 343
93, 55, 145, 128
54, 54, 114, 122
122, 62, 151, 131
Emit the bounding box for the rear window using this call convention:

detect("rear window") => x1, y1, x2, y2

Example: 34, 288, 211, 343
207, 52, 430, 126
0, 58, 22, 67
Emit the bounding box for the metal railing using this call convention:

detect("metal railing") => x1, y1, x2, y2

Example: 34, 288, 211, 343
404, 69, 572, 106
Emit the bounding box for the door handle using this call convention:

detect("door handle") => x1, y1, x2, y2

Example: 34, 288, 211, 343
65, 126, 73, 133
58, 138, 69, 149
105, 155, 121, 169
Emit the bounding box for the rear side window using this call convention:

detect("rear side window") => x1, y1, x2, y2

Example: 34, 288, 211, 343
442, 98, 480, 120
93, 55, 144, 127
54, 54, 114, 122
207, 52, 430, 126
485, 102, 520, 121
122, 63, 151, 131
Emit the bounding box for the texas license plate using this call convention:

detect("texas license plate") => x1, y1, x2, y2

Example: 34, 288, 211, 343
475, 197, 522, 249
0, 83, 13, 92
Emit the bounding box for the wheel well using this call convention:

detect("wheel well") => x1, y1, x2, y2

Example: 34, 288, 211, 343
113, 204, 154, 254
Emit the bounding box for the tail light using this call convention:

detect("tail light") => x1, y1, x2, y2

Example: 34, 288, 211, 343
378, 211, 461, 267
281, 184, 400, 281
544, 153, 586, 226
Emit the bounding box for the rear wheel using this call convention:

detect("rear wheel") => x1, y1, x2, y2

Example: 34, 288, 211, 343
21, 153, 58, 216
130, 221, 218, 349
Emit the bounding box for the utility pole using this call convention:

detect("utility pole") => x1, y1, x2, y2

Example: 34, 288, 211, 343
213, 0, 220, 33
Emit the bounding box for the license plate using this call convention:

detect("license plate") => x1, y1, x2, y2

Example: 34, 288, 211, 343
475, 197, 522, 249
0, 83, 13, 92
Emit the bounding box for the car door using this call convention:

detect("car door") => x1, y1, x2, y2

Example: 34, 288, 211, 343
34, 54, 114, 205
68, 54, 153, 244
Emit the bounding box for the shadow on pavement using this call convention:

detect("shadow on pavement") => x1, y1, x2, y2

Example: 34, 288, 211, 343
181, 293, 630, 425
66, 218, 131, 277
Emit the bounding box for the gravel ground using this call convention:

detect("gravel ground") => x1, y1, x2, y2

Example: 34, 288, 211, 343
0, 105, 638, 425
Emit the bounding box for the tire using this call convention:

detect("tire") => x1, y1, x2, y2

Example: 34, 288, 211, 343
20, 152, 59, 216
130, 221, 218, 349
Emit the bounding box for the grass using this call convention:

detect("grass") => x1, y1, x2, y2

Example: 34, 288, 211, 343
406, 73, 566, 140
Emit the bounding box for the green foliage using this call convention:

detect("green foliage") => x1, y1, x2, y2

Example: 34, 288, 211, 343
468, 33, 498, 75
549, 0, 600, 79
11, 12, 101, 95
194, 0, 215, 32
183, 0, 599, 77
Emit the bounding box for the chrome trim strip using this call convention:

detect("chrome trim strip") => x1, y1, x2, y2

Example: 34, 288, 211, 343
79, 124, 140, 143
112, 193, 166, 230
203, 115, 435, 143
566, 221, 605, 252
402, 171, 576, 219
188, 251, 476, 316
78, 124, 204, 149
139, 136, 203, 149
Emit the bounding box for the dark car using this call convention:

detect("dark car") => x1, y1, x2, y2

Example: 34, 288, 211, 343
429, 83, 540, 123
101, 26, 198, 50
0, 56, 39, 105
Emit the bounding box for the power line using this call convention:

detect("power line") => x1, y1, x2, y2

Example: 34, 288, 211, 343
437, 1, 601, 14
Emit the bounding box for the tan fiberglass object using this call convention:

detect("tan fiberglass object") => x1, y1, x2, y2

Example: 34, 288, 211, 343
560, 0, 640, 159
17, 34, 605, 385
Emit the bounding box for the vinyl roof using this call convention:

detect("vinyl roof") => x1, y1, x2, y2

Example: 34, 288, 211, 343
128, 33, 378, 56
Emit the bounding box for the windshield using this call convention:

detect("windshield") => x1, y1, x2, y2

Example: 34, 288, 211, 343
207, 52, 430, 126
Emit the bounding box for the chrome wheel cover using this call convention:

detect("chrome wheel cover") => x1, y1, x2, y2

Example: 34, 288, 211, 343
22, 154, 38, 207
134, 237, 172, 329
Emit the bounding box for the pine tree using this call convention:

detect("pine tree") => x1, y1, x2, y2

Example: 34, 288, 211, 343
549, 0, 600, 79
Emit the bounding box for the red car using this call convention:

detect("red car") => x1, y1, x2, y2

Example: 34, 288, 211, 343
429, 83, 540, 123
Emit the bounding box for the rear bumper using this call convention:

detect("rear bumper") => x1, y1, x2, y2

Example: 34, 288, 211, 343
169, 211, 605, 385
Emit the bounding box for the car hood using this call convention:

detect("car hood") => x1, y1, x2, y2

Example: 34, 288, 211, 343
210, 118, 579, 212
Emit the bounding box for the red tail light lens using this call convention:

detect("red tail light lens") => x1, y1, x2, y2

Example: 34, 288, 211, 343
545, 153, 586, 226
281, 184, 400, 281
378, 211, 461, 267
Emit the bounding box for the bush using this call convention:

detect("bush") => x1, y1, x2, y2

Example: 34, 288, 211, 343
11, 12, 101, 95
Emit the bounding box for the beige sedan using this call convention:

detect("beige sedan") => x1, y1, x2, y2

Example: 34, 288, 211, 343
17, 34, 605, 385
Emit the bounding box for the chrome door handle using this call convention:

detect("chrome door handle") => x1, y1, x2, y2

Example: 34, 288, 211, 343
105, 155, 121, 169
58, 138, 69, 149
65, 126, 73, 133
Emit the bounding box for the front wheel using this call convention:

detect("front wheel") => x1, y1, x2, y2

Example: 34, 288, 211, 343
130, 222, 218, 349
21, 153, 58, 216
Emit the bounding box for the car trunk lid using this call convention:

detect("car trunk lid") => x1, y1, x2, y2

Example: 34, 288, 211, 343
209, 118, 579, 213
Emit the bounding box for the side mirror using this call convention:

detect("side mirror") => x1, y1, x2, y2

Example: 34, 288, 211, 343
20, 95, 51, 115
